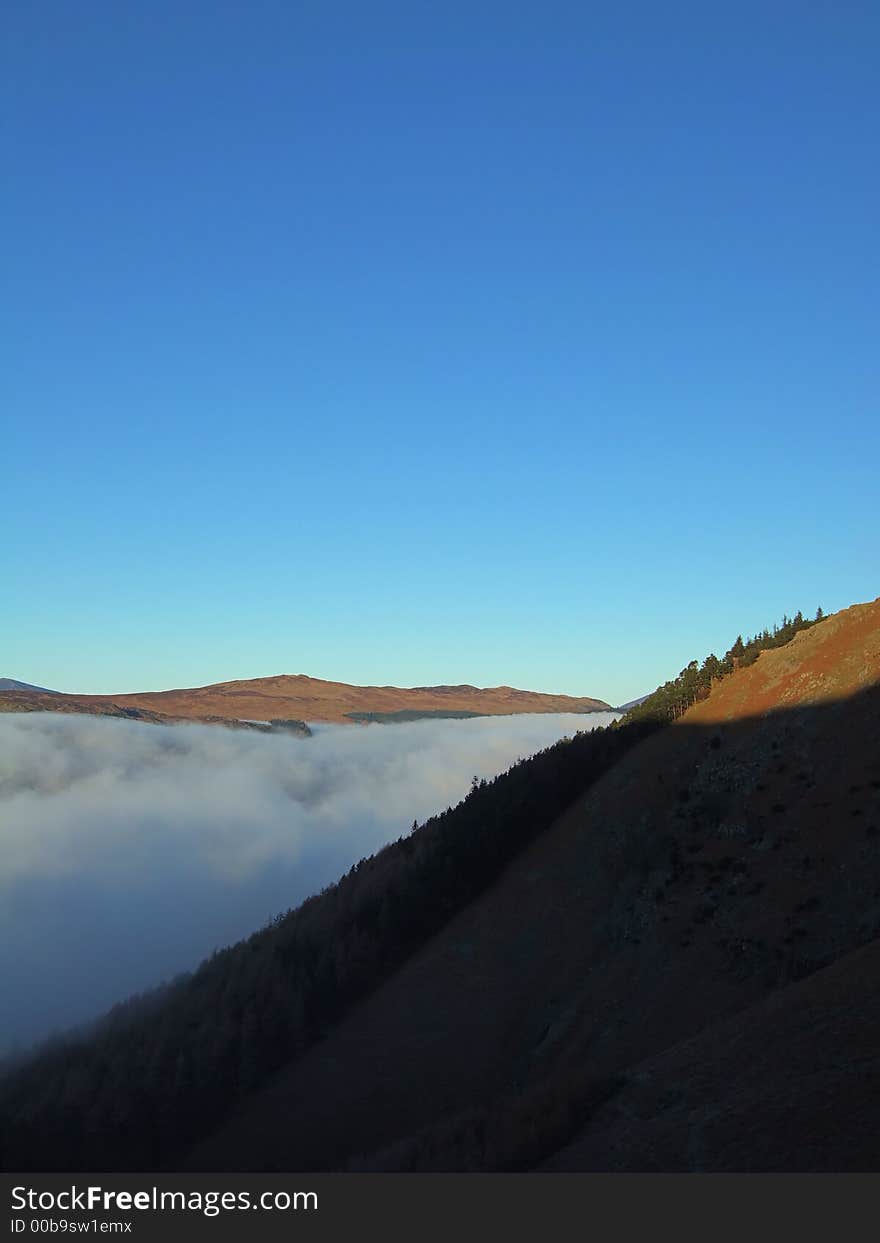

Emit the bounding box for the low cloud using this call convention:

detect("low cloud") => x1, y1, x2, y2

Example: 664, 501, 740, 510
0, 710, 617, 1053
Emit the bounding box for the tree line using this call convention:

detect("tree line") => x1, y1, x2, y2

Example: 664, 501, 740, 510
623, 608, 825, 724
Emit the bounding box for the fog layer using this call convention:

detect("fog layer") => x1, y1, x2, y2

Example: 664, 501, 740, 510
0, 710, 618, 1052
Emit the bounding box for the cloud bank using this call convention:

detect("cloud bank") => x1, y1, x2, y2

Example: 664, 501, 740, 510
0, 710, 618, 1052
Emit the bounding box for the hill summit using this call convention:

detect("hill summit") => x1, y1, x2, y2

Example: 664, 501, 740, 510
1, 672, 611, 724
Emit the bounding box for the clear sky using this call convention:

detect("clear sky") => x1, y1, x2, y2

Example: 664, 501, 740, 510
3, 1, 877, 705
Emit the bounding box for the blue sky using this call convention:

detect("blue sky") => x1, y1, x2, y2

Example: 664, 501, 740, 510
3, 1, 877, 705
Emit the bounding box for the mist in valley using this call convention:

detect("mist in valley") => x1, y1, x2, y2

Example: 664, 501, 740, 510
0, 710, 618, 1054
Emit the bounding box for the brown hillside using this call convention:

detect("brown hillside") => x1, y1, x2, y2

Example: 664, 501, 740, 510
685, 596, 880, 722
184, 597, 880, 1171
31, 674, 610, 724
544, 936, 880, 1171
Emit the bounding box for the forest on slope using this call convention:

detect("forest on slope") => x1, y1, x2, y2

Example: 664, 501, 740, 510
0, 715, 654, 1170
624, 610, 824, 723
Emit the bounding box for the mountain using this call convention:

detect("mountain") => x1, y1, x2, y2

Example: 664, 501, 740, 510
179, 604, 880, 1173
616, 693, 650, 711
0, 677, 57, 693
2, 597, 879, 1172
0, 673, 611, 725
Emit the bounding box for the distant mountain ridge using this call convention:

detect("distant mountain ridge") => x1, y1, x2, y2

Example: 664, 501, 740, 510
0, 673, 612, 724
0, 678, 57, 694
616, 693, 650, 712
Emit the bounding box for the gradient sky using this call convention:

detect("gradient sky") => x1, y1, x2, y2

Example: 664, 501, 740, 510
3, 1, 877, 705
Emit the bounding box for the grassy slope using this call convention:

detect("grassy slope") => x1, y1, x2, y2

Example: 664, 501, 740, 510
684, 596, 880, 721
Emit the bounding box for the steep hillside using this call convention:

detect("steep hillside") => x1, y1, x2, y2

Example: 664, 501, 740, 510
180, 599, 880, 1172
544, 936, 880, 1171
684, 596, 880, 721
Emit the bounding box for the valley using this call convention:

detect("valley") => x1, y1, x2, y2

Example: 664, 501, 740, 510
2, 598, 878, 1172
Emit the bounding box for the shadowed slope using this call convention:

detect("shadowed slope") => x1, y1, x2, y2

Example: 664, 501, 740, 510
183, 602, 880, 1172
544, 935, 880, 1171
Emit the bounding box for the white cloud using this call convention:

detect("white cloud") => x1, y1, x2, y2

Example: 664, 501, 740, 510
0, 710, 618, 1052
